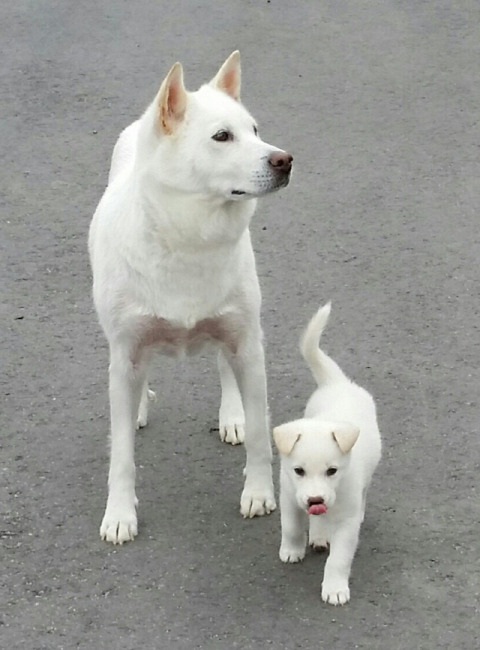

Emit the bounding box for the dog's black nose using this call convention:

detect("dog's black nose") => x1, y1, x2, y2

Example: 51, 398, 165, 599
268, 151, 293, 173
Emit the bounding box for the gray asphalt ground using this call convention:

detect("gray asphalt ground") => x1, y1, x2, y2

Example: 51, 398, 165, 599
1, 1, 479, 648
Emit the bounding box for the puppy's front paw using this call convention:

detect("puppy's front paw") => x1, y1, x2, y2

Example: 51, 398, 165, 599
321, 579, 350, 605
279, 544, 305, 563
100, 505, 138, 545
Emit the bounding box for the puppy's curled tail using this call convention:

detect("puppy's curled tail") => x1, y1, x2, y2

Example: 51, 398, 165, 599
300, 302, 347, 387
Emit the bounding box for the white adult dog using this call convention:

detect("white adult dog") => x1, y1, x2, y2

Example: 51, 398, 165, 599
273, 303, 381, 605
89, 52, 293, 544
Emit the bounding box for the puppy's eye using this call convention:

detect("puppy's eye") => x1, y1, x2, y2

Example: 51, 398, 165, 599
294, 467, 305, 477
326, 467, 337, 477
212, 130, 232, 142
253, 125, 258, 136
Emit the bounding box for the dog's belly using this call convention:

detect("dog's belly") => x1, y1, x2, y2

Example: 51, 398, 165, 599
132, 315, 238, 361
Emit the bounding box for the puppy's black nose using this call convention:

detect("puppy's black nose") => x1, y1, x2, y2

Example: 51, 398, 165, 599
308, 496, 325, 506
268, 151, 293, 173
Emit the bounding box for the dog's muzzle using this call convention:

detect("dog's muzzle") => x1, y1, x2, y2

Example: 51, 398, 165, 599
231, 151, 293, 198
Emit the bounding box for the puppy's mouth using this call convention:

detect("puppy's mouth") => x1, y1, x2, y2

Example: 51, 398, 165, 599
231, 190, 246, 196
307, 497, 327, 516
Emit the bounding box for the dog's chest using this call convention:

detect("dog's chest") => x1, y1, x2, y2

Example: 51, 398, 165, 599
132, 315, 238, 362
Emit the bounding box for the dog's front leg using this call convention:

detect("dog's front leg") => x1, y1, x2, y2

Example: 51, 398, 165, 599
217, 350, 245, 445
227, 338, 276, 518
321, 518, 361, 605
100, 345, 145, 544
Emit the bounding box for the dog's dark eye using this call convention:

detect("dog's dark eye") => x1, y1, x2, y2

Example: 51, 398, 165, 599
212, 130, 232, 142
253, 125, 258, 136
326, 467, 337, 477
294, 467, 305, 477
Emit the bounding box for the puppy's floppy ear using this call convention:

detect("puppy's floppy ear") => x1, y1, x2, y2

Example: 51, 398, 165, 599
273, 422, 301, 456
331, 423, 360, 454
210, 50, 241, 101
157, 62, 188, 135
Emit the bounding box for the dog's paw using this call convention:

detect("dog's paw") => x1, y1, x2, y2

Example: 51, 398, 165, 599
136, 389, 156, 430
146, 388, 157, 403
218, 387, 245, 445
321, 580, 350, 606
240, 485, 276, 518
279, 544, 305, 563
219, 420, 245, 445
100, 506, 138, 545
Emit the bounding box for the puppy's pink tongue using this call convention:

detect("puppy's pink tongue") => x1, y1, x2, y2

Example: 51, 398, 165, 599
308, 504, 327, 515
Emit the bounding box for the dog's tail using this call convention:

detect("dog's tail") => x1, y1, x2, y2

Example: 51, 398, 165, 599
300, 302, 348, 387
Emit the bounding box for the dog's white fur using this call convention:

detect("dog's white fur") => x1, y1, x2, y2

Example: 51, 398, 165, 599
273, 303, 381, 605
89, 52, 292, 544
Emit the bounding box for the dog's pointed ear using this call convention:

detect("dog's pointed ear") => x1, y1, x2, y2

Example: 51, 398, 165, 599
273, 422, 302, 456
157, 62, 188, 135
210, 50, 241, 101
331, 423, 360, 454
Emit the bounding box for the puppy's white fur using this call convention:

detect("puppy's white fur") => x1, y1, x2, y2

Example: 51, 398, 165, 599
89, 52, 292, 544
273, 303, 381, 605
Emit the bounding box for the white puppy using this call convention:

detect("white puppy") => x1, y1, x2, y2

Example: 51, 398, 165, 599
89, 52, 293, 544
273, 303, 381, 605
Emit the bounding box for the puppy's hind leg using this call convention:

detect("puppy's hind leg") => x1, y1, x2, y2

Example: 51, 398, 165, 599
309, 515, 329, 552
217, 349, 245, 445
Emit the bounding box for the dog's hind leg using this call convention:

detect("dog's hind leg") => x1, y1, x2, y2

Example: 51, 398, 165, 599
100, 343, 146, 544
136, 358, 156, 430
217, 350, 245, 445
136, 381, 156, 430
